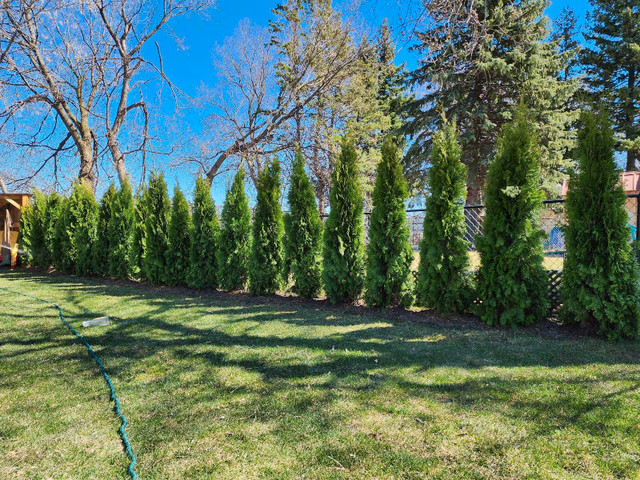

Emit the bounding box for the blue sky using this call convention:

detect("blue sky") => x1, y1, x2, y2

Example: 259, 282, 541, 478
144, 0, 592, 204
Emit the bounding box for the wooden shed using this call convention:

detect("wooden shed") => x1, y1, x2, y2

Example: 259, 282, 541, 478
0, 193, 30, 268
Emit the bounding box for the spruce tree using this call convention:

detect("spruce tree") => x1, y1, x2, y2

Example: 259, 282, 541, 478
249, 159, 285, 295
364, 137, 414, 308
131, 186, 149, 279
43, 192, 63, 266
417, 120, 471, 313
560, 111, 640, 339
143, 173, 171, 285
285, 150, 323, 298
188, 177, 220, 289
93, 183, 116, 275
404, 0, 578, 200
581, 0, 640, 170
108, 178, 135, 279
323, 140, 365, 303
217, 169, 252, 291
475, 108, 548, 326
167, 186, 192, 286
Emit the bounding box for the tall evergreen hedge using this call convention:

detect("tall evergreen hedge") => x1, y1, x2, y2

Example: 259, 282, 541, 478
217, 169, 252, 291
143, 173, 170, 285
561, 111, 640, 339
51, 196, 68, 272
74, 185, 99, 276
188, 177, 220, 289
17, 201, 33, 266
93, 183, 116, 275
53, 182, 98, 275
416, 120, 471, 313
323, 140, 365, 303
28, 191, 50, 268
108, 178, 135, 279
167, 186, 192, 286
284, 150, 323, 298
249, 159, 285, 295
43, 192, 63, 266
475, 108, 548, 326
131, 186, 149, 279
364, 137, 414, 308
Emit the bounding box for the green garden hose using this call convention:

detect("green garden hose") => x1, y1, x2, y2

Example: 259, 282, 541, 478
0, 286, 138, 480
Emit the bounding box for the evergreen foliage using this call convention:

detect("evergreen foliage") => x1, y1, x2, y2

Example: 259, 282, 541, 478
143, 173, 170, 285
217, 169, 252, 291
364, 137, 414, 307
73, 185, 99, 276
167, 186, 192, 286
188, 177, 220, 289
404, 0, 579, 200
284, 150, 323, 298
17, 202, 33, 266
322, 140, 365, 303
28, 191, 50, 268
475, 108, 549, 326
560, 111, 640, 339
581, 0, 640, 170
53, 182, 98, 275
43, 192, 63, 265
249, 159, 285, 295
93, 183, 116, 275
107, 178, 135, 279
416, 120, 471, 313
130, 186, 149, 279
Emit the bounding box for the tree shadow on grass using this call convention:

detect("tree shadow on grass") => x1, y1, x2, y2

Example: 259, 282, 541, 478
3, 269, 640, 457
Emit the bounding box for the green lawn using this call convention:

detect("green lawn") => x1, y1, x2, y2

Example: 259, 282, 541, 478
1, 271, 639, 480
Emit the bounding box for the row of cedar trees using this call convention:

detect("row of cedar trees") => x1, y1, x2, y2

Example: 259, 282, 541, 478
19, 108, 640, 339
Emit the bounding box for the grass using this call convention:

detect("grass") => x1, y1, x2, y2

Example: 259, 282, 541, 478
1, 270, 639, 479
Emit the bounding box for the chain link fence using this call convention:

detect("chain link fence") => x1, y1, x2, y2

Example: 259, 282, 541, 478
329, 194, 640, 310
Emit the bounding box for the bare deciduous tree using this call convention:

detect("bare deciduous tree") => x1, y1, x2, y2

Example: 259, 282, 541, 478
0, 0, 212, 191
198, 0, 371, 189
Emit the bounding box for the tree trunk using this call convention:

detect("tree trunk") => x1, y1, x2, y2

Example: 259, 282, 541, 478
626, 149, 637, 171
107, 135, 128, 185
466, 163, 488, 205
77, 139, 96, 190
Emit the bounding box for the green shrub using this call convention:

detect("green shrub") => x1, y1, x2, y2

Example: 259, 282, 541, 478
93, 183, 116, 275
51, 196, 69, 272
365, 137, 414, 308
53, 182, 98, 275
143, 173, 170, 285
17, 202, 33, 266
475, 108, 548, 326
249, 159, 285, 295
167, 186, 192, 286
28, 191, 50, 268
416, 120, 471, 313
560, 111, 640, 339
107, 178, 135, 279
284, 150, 323, 298
188, 177, 220, 289
131, 185, 149, 279
217, 169, 252, 291
323, 139, 365, 303
43, 192, 63, 266
73, 185, 99, 276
